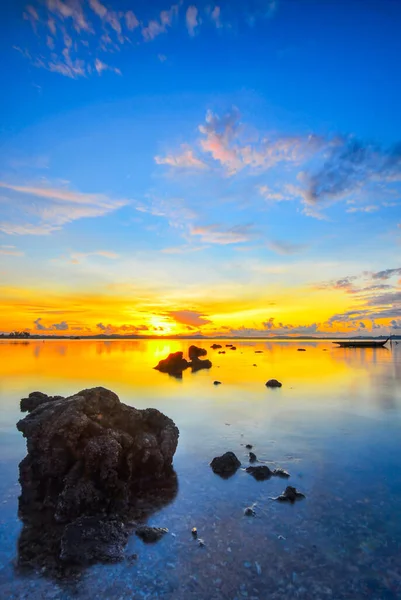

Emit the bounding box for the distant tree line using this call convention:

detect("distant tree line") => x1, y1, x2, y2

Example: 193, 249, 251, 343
1, 331, 31, 338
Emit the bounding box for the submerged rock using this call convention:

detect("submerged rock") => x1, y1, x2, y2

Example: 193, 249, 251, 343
154, 351, 189, 376
265, 379, 282, 388
255, 350, 263, 353
213, 380, 222, 385
17, 387, 179, 570
188, 345, 207, 360
297, 348, 306, 352
60, 516, 129, 565
135, 525, 168, 543
274, 486, 305, 503
210, 452, 241, 478
246, 465, 272, 481
218, 350, 226, 354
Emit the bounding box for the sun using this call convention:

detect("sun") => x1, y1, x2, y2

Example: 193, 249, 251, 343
149, 317, 175, 335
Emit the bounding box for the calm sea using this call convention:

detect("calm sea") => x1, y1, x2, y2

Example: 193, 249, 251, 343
0, 339, 400, 599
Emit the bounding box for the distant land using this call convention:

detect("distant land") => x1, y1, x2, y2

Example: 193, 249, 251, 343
1, 334, 400, 341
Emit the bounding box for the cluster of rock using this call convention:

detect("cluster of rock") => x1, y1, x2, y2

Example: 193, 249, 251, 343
17, 387, 179, 570
154, 346, 212, 377
209, 451, 304, 503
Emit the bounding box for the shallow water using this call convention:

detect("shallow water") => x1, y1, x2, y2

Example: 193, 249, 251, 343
0, 339, 401, 599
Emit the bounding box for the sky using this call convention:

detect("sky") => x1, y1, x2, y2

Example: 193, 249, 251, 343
0, 0, 401, 337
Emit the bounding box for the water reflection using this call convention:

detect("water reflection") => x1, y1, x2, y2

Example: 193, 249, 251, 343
0, 339, 400, 599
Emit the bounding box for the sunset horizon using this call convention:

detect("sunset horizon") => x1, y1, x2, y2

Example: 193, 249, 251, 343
1, 1, 400, 338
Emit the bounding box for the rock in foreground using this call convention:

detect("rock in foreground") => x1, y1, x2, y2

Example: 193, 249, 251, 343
17, 387, 179, 569
210, 452, 241, 478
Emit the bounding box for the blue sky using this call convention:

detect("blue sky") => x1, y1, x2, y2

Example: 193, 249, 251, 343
0, 0, 400, 336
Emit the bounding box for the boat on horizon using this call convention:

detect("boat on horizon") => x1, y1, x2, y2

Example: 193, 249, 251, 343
333, 337, 390, 348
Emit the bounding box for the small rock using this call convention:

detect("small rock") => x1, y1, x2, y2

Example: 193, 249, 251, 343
255, 351, 263, 353
245, 444, 253, 449
272, 468, 290, 478
198, 538, 205, 547
210, 344, 222, 349
188, 345, 207, 360
213, 381, 222, 385
297, 349, 306, 352
135, 526, 169, 543
210, 452, 241, 478
265, 379, 282, 388
249, 452, 257, 463
246, 466, 272, 481
278, 535, 286, 540
274, 486, 305, 503
218, 351, 226, 354
230, 346, 237, 350
252, 364, 257, 367
244, 506, 256, 517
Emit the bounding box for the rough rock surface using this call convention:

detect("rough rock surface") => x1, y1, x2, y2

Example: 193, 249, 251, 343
210, 452, 241, 478
272, 467, 290, 478
17, 387, 179, 570
20, 391, 64, 413
60, 516, 129, 565
190, 357, 212, 372
265, 379, 282, 388
188, 345, 207, 360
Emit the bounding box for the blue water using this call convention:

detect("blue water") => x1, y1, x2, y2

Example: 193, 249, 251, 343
0, 339, 400, 599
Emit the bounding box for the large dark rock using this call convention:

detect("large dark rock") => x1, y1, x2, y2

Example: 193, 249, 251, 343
188, 345, 207, 360
210, 452, 241, 478
16, 387, 179, 571
154, 351, 189, 377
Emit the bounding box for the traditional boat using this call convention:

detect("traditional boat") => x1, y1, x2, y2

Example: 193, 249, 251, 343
333, 337, 390, 348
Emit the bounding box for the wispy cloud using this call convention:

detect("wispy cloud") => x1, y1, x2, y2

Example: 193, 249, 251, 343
0, 245, 24, 256
190, 223, 254, 244
0, 181, 128, 235
142, 4, 179, 41
267, 240, 308, 255
210, 6, 222, 28
155, 146, 207, 169
69, 250, 119, 264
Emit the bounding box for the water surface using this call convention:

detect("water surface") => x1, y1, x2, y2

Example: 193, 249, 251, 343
1, 339, 400, 599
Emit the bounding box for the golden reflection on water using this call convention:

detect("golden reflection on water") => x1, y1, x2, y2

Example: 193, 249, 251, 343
0, 340, 399, 409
